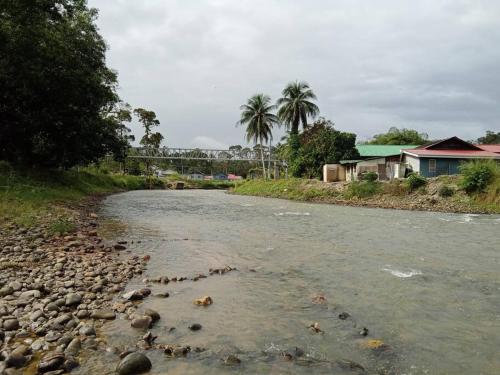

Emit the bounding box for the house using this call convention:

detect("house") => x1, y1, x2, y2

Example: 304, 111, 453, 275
402, 137, 500, 177
156, 169, 177, 177
324, 144, 417, 182
213, 173, 228, 180
187, 172, 204, 180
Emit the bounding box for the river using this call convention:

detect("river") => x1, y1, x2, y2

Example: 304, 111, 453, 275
77, 190, 500, 374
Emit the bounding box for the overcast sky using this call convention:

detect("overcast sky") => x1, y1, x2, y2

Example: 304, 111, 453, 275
88, 0, 500, 148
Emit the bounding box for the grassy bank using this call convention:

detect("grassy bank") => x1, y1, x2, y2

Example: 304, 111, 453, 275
233, 175, 500, 214
0, 168, 155, 227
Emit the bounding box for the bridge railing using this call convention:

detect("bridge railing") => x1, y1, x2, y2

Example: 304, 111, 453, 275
127, 147, 282, 163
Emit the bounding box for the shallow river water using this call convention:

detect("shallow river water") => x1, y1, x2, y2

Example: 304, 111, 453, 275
78, 190, 499, 374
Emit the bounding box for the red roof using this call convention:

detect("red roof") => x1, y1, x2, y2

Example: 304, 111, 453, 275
477, 144, 500, 153
403, 148, 500, 158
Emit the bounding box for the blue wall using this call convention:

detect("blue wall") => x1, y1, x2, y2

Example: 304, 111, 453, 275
419, 158, 464, 177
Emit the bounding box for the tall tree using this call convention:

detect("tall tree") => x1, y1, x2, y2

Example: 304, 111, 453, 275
238, 94, 278, 178
134, 108, 163, 184
291, 118, 359, 178
367, 127, 428, 145
0, 0, 122, 168
106, 102, 134, 166
477, 130, 500, 144
277, 81, 320, 136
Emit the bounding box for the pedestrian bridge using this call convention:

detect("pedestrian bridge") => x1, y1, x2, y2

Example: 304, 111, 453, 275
128, 147, 283, 163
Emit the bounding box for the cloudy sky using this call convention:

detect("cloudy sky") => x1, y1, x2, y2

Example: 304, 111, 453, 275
88, 0, 500, 148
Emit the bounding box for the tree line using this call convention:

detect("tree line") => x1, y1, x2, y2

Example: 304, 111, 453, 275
0, 0, 163, 170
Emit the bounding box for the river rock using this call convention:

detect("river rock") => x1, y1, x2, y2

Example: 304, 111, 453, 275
65, 293, 82, 306
78, 324, 96, 336
143, 308, 160, 322
3, 318, 19, 331
338, 312, 350, 320
38, 352, 65, 373
90, 310, 116, 320
64, 338, 81, 356
116, 352, 152, 375
193, 296, 213, 306
122, 290, 145, 301
131, 316, 152, 329
0, 286, 14, 297
63, 356, 79, 371
189, 323, 202, 331
6, 345, 30, 368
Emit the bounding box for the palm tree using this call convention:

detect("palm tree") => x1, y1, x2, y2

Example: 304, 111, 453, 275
238, 94, 278, 179
277, 81, 320, 136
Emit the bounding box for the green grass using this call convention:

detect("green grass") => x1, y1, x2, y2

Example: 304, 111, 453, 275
343, 181, 381, 199
233, 178, 338, 201
0, 168, 156, 226
233, 175, 500, 213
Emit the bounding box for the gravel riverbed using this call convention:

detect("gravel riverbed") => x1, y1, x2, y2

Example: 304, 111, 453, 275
0, 199, 149, 374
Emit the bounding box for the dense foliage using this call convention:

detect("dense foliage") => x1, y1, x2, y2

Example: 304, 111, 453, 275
0, 0, 126, 168
476, 131, 500, 145
367, 127, 428, 145
459, 160, 498, 193
286, 118, 359, 178
406, 172, 427, 191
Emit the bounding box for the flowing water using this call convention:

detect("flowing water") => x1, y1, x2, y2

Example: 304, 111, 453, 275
77, 190, 500, 374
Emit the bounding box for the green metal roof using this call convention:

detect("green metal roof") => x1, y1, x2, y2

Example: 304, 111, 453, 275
356, 144, 418, 157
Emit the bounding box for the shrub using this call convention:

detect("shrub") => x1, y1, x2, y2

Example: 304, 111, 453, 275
344, 181, 380, 199
459, 160, 498, 194
438, 185, 455, 197
407, 173, 426, 191
360, 171, 378, 182
49, 219, 76, 235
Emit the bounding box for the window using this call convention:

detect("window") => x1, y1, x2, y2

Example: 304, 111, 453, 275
429, 159, 436, 175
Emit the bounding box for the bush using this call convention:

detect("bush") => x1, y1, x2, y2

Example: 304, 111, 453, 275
344, 181, 380, 199
49, 219, 76, 235
459, 160, 498, 194
360, 171, 378, 182
407, 173, 426, 191
438, 185, 455, 197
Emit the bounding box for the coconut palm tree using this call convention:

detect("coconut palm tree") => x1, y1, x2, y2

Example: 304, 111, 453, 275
277, 81, 320, 136
238, 94, 278, 178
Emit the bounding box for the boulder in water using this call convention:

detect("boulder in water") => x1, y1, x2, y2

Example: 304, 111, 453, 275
116, 352, 152, 375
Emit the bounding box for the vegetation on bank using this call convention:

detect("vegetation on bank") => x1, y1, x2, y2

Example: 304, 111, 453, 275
233, 161, 500, 213
0, 167, 155, 227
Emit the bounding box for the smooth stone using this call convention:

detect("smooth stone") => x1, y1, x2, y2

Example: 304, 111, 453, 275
90, 310, 116, 320
64, 338, 81, 356
38, 352, 65, 373
122, 290, 144, 301
143, 309, 160, 322
130, 316, 152, 329
116, 352, 152, 375
65, 293, 82, 306
78, 324, 96, 336
189, 323, 202, 331
3, 319, 19, 331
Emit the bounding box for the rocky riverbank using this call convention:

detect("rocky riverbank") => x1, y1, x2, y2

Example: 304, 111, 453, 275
232, 177, 500, 214
0, 197, 149, 374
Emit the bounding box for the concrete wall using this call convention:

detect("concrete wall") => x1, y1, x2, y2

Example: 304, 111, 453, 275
323, 164, 346, 182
